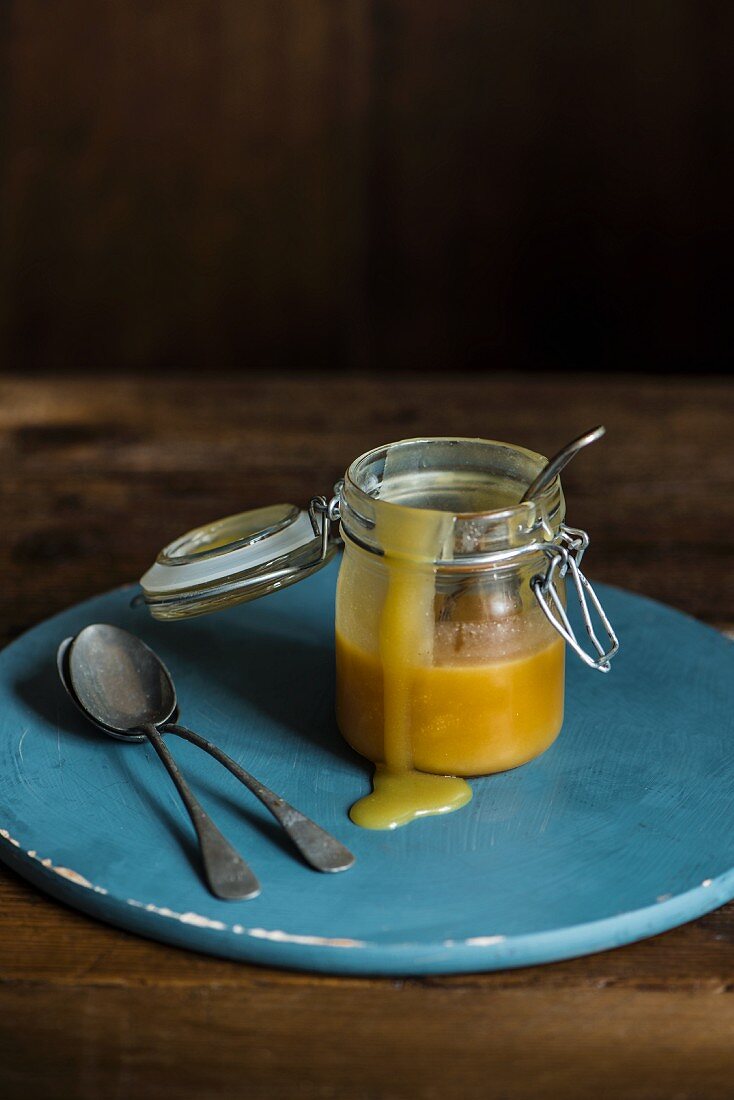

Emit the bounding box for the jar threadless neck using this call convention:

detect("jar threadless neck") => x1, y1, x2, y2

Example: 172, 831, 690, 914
339, 437, 565, 566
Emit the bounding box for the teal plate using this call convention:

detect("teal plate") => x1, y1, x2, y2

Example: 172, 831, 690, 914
1, 560, 733, 975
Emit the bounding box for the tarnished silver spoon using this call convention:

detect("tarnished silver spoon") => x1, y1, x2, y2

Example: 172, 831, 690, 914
63, 625, 260, 900
58, 626, 355, 877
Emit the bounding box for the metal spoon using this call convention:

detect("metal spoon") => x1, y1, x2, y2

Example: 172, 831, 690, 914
59, 627, 355, 875
520, 424, 606, 503
64, 625, 260, 901
438, 425, 607, 624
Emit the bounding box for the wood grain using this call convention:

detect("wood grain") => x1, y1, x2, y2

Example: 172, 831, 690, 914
0, 371, 731, 635
0, 371, 733, 1098
2, 861, 734, 1099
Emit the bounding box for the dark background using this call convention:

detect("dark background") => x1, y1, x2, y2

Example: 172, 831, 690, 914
1, 1, 732, 376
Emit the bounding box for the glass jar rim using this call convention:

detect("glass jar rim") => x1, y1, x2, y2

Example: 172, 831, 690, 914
345, 436, 558, 517
340, 436, 565, 567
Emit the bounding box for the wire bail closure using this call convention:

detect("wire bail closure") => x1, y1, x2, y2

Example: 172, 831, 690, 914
308, 492, 341, 563
531, 524, 619, 672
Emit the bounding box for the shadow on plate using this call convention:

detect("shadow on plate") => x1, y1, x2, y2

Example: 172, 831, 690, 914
132, 617, 362, 771
13, 620, 359, 765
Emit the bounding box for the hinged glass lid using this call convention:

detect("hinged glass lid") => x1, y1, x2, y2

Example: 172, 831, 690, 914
140, 499, 340, 621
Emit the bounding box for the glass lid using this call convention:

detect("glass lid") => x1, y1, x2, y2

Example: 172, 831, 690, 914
139, 502, 339, 621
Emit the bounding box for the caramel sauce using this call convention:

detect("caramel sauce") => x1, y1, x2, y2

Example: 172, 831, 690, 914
336, 488, 564, 830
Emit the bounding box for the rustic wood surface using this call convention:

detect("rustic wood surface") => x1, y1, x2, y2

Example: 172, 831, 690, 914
0, 372, 732, 1099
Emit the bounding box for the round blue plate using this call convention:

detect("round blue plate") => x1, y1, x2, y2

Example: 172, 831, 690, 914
0, 561, 733, 975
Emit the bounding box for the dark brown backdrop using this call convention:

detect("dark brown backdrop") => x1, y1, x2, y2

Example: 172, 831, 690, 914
1, 2, 732, 375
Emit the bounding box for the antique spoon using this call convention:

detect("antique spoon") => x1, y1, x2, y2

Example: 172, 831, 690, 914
59, 627, 355, 875
63, 625, 260, 901
520, 424, 606, 503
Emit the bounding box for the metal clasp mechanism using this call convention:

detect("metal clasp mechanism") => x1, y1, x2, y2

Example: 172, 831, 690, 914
308, 491, 342, 565
531, 524, 619, 673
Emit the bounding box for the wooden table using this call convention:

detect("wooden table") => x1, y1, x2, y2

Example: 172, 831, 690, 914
1, 372, 732, 1099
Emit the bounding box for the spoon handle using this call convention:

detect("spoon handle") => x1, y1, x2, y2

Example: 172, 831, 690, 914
142, 724, 261, 900
165, 722, 356, 874
520, 424, 606, 503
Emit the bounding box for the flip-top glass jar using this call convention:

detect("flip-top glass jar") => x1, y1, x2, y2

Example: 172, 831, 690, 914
140, 436, 617, 807
336, 437, 570, 776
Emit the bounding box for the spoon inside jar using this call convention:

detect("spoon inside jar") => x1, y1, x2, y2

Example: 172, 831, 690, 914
438, 425, 606, 625
520, 425, 606, 503
59, 626, 355, 878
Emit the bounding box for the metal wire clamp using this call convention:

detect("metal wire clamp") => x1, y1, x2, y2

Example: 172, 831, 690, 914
308, 493, 342, 561
531, 524, 620, 673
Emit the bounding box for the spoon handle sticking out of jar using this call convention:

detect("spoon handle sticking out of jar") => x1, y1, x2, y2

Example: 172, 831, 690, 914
166, 723, 356, 873
520, 425, 606, 503
141, 723, 262, 900
440, 426, 607, 626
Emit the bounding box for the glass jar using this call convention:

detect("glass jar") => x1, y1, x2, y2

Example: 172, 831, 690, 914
140, 436, 617, 781
335, 437, 569, 776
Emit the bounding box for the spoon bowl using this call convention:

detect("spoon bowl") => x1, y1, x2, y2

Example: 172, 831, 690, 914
57, 637, 146, 742
68, 624, 176, 735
